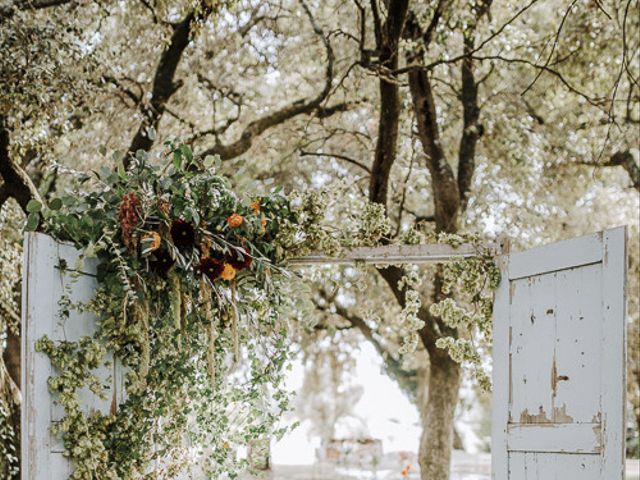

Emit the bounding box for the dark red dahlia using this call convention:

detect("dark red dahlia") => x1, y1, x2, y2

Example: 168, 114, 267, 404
150, 249, 175, 276
226, 247, 253, 271
199, 257, 224, 282
170, 219, 195, 248
119, 192, 140, 250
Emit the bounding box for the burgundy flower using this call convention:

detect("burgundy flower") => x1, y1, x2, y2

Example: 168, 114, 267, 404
150, 249, 175, 276
170, 219, 195, 248
226, 247, 253, 271
119, 192, 140, 250
199, 257, 224, 282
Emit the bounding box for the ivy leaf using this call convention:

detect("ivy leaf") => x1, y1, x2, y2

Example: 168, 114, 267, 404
25, 212, 40, 231
26, 199, 42, 213
49, 198, 63, 210
180, 144, 193, 163
204, 155, 216, 168
173, 151, 182, 169
135, 149, 147, 162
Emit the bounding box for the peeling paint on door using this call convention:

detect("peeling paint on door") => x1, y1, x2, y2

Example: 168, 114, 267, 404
491, 228, 627, 480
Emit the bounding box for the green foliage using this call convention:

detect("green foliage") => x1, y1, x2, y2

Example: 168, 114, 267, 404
430, 233, 501, 392
0, 400, 18, 478
36, 142, 311, 479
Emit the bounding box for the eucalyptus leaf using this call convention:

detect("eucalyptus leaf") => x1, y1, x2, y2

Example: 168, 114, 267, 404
25, 212, 40, 231
49, 198, 63, 210
26, 199, 42, 213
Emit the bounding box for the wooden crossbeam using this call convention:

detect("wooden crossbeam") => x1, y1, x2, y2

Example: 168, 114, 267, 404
289, 242, 501, 266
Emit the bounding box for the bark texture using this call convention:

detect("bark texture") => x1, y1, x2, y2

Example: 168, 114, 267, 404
419, 357, 462, 479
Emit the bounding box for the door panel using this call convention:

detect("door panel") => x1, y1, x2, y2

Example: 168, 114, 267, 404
492, 227, 626, 480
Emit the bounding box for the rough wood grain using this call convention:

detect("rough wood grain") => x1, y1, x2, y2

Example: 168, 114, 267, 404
492, 227, 627, 480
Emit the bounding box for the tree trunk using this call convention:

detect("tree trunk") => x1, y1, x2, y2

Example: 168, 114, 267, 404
418, 356, 461, 480
2, 327, 21, 479
4, 328, 20, 393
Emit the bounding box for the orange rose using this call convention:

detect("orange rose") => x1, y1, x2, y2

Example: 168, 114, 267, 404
220, 263, 236, 281
141, 231, 161, 253
250, 199, 261, 215
227, 213, 244, 228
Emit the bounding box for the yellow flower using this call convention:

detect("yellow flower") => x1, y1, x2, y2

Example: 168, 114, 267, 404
227, 213, 244, 228
220, 263, 236, 281
142, 231, 161, 252
250, 198, 261, 215
223, 442, 230, 449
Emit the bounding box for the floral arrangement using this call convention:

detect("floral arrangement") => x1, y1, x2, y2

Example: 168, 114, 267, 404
22, 142, 500, 479
27, 142, 310, 479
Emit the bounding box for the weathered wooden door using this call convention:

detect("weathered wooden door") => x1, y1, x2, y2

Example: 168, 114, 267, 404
21, 232, 125, 479
492, 227, 627, 479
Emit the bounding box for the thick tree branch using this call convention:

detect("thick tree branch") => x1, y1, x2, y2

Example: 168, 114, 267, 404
405, 16, 460, 233
0, 121, 43, 214
408, 70, 460, 233
457, 3, 490, 208
368, 0, 409, 208
580, 150, 640, 191
126, 10, 205, 165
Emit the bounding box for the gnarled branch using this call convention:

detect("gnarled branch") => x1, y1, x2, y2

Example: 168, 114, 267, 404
315, 292, 419, 400
200, 0, 335, 161
579, 150, 640, 191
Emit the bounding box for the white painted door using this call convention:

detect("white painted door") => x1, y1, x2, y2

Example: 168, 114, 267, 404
492, 227, 627, 480
21, 232, 126, 480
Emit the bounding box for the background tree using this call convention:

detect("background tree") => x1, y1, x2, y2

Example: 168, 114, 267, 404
0, 0, 638, 479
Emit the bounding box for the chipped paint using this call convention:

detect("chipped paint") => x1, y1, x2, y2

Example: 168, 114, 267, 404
553, 404, 574, 423
520, 406, 552, 424
518, 404, 574, 425
493, 228, 626, 479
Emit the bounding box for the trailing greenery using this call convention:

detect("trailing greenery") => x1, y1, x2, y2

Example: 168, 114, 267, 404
28, 141, 314, 479
22, 141, 502, 478
430, 233, 501, 391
